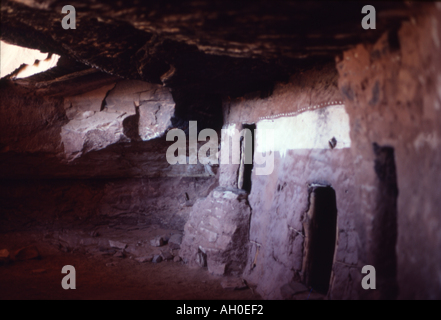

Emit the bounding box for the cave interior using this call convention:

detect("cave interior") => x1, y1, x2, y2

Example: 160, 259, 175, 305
0, 0, 441, 300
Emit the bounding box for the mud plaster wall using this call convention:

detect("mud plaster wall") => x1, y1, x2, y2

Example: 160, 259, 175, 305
218, 5, 441, 300
220, 45, 433, 299
220, 65, 374, 300
220, 64, 345, 189
337, 4, 441, 300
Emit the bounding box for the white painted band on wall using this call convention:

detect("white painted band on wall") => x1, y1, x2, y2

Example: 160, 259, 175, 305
256, 104, 351, 157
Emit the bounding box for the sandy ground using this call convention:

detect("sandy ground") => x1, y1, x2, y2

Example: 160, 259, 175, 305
0, 231, 260, 300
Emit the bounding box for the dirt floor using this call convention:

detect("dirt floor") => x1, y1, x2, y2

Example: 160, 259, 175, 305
0, 230, 260, 300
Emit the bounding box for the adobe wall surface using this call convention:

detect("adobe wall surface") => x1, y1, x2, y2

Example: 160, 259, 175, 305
218, 4, 441, 300
221, 65, 378, 300
337, 4, 441, 300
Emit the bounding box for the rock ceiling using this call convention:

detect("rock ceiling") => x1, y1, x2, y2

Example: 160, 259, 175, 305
1, 0, 417, 95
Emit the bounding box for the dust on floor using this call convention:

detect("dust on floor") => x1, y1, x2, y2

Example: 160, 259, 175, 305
0, 230, 260, 300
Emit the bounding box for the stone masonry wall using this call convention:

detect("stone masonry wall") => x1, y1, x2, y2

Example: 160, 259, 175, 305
215, 4, 441, 300
337, 4, 441, 300
220, 60, 405, 300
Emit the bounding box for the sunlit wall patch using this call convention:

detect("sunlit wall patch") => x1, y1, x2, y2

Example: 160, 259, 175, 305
0, 41, 60, 79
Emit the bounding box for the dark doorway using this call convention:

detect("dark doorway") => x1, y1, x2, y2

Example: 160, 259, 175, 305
303, 186, 338, 295
239, 124, 255, 193
372, 143, 398, 299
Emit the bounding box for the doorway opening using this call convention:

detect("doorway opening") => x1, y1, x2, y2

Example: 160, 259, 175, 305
302, 186, 338, 295
238, 124, 255, 193
372, 143, 398, 299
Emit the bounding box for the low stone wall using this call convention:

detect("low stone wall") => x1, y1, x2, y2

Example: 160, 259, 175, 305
180, 187, 251, 276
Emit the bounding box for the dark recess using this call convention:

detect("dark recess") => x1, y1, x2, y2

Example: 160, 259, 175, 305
242, 124, 255, 194
306, 186, 338, 295
171, 90, 224, 133
372, 143, 399, 299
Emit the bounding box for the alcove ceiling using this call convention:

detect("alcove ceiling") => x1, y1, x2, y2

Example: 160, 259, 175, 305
1, 0, 416, 96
